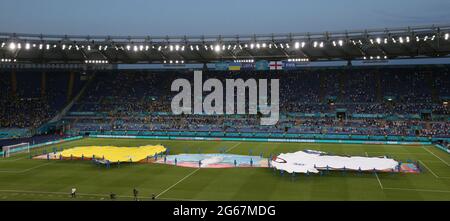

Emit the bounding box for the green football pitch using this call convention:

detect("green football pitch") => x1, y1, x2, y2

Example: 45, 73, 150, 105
0, 137, 449, 201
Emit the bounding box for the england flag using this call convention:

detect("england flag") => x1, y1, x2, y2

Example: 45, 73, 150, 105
269, 61, 283, 70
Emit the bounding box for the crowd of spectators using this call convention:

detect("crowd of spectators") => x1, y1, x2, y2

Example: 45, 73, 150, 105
1, 67, 449, 139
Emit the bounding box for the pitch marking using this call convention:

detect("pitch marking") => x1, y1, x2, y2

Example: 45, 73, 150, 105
421, 147, 449, 167
384, 187, 450, 194
365, 152, 383, 190
225, 142, 242, 153
418, 160, 439, 178
155, 168, 201, 199
0, 162, 54, 173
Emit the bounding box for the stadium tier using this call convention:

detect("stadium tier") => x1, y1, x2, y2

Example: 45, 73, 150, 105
0, 66, 449, 145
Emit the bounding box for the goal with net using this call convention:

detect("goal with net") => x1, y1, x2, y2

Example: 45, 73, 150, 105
2, 142, 30, 158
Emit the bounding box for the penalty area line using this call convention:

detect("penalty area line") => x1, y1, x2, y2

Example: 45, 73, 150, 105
155, 168, 201, 199
0, 162, 54, 173
421, 146, 450, 167
418, 160, 439, 178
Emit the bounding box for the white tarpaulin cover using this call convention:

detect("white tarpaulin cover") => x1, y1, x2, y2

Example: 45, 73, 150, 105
271, 150, 399, 174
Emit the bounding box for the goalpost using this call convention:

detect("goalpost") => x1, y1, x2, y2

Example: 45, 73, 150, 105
2, 142, 30, 158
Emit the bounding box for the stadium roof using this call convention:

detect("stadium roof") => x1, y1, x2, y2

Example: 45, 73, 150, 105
1, 24, 450, 65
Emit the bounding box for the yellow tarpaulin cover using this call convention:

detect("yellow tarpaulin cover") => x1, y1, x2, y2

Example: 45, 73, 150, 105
60, 145, 166, 162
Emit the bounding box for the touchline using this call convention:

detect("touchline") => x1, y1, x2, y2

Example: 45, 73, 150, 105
171, 70, 279, 125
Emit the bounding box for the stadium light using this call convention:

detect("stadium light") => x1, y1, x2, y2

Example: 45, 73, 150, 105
431, 35, 436, 41
406, 36, 410, 43
25, 43, 31, 50
376, 38, 381, 44
62, 44, 66, 50
250, 43, 254, 49
338, 40, 343, 47
319, 42, 324, 48
399, 37, 404, 44
214, 44, 221, 52
196, 45, 199, 51
8, 42, 16, 50
133, 45, 138, 52
445, 33, 449, 40
313, 41, 318, 48
332, 41, 337, 47
262, 43, 266, 48
87, 45, 91, 51
0, 42, 5, 48
256, 43, 260, 49
126, 45, 131, 51
295, 42, 300, 49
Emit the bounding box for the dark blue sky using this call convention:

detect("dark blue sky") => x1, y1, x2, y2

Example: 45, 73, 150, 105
0, 0, 449, 36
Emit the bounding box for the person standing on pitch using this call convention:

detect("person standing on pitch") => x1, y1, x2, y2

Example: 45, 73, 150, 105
71, 187, 77, 198
133, 188, 139, 201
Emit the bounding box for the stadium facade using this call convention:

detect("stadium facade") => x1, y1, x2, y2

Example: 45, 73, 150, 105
0, 24, 449, 153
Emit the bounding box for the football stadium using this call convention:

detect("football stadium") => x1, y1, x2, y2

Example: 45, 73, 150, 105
0, 1, 450, 205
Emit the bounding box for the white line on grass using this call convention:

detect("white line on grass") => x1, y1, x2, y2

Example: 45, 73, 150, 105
383, 187, 450, 194
0, 189, 208, 201
365, 152, 383, 190
158, 197, 207, 201
225, 142, 242, 153
0, 156, 29, 162
155, 168, 201, 199
418, 160, 439, 178
0, 162, 54, 173
421, 146, 450, 167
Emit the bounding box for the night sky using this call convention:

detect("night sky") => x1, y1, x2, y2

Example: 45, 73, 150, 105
0, 0, 449, 36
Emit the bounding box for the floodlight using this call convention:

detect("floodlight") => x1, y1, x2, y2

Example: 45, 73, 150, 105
214, 45, 221, 52
9, 42, 16, 50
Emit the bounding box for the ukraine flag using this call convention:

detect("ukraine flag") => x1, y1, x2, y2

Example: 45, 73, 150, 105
228, 62, 241, 71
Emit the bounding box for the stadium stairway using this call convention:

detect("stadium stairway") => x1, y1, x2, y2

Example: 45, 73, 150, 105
49, 74, 95, 123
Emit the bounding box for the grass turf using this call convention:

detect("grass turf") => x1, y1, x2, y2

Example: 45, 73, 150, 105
0, 137, 449, 201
